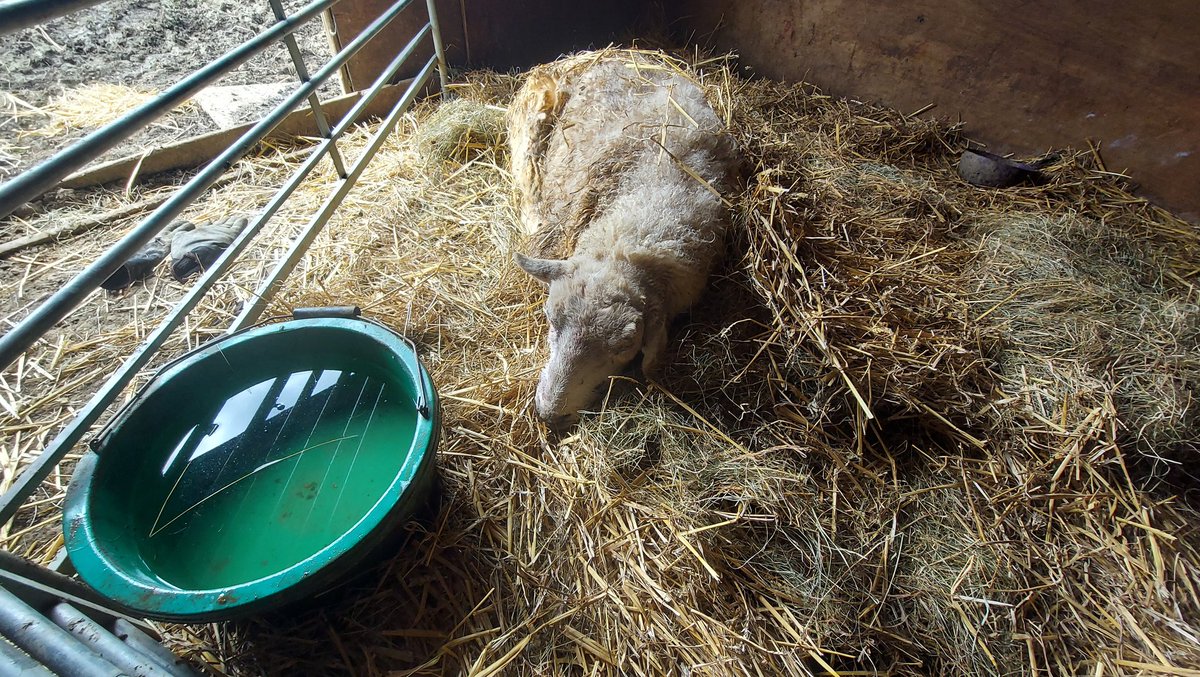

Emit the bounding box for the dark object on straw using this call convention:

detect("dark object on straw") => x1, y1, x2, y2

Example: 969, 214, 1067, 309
958, 148, 1057, 188
100, 220, 191, 291
169, 216, 248, 282
100, 216, 249, 290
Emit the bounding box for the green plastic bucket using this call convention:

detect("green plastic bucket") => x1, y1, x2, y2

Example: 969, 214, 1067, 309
63, 311, 439, 622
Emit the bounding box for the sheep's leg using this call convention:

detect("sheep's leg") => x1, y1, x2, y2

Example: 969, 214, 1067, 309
640, 317, 669, 377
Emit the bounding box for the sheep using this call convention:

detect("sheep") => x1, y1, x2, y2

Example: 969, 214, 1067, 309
509, 51, 738, 427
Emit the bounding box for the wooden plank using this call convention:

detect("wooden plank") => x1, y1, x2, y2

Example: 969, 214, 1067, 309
327, 0, 460, 94
59, 81, 412, 190
0, 198, 168, 259
0, 172, 241, 258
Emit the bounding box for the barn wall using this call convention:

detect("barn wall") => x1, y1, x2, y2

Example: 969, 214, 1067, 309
328, 0, 642, 94
674, 0, 1200, 222
326, 0, 458, 92
456, 0, 643, 70
330, 0, 1199, 223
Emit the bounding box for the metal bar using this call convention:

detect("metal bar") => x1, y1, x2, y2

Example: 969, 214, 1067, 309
268, 0, 348, 179
0, 21, 433, 526
0, 0, 343, 219
47, 604, 172, 677
0, 636, 56, 676
0, 0, 110, 35
230, 56, 438, 330
0, 551, 150, 631
0, 571, 149, 636
0, 586, 123, 677
110, 620, 199, 677
0, 0, 417, 373
425, 0, 450, 91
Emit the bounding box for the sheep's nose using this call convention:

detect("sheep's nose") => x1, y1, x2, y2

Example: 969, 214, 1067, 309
534, 379, 558, 418
534, 372, 577, 428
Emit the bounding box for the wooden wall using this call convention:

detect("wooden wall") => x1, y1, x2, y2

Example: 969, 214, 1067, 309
329, 0, 1199, 222
327, 0, 641, 92
674, 0, 1200, 222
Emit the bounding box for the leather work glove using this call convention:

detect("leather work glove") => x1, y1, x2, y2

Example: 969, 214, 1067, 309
100, 220, 194, 291
169, 215, 249, 282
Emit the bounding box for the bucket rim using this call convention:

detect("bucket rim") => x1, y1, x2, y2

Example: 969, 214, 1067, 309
63, 316, 440, 622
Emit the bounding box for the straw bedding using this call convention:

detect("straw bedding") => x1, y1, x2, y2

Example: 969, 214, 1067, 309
1, 49, 1198, 675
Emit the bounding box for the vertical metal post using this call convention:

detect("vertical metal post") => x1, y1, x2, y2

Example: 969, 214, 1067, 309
228, 57, 437, 330
425, 0, 450, 91
267, 0, 348, 178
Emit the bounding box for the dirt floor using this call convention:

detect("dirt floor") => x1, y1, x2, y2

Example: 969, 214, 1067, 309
0, 0, 336, 181
0, 0, 342, 388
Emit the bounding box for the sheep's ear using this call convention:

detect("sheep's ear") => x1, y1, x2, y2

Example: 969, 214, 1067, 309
515, 253, 568, 284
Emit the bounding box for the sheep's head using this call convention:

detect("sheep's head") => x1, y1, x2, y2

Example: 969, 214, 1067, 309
516, 253, 646, 428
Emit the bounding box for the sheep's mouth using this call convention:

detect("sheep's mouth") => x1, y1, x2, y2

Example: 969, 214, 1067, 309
544, 412, 580, 432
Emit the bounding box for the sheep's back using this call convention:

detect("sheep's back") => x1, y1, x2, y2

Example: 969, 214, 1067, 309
508, 51, 736, 260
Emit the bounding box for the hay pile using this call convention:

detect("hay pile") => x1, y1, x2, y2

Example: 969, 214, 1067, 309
0, 83, 208, 182
24, 84, 173, 137
2, 50, 1199, 675
967, 213, 1200, 465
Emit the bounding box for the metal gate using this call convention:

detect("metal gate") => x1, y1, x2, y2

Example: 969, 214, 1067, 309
0, 0, 449, 671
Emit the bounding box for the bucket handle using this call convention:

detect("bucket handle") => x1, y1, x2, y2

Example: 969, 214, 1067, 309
290, 306, 362, 320
293, 308, 432, 420
398, 333, 431, 420
92, 307, 431, 450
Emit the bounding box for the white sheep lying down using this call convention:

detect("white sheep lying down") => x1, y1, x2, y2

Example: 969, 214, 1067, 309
509, 50, 738, 426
